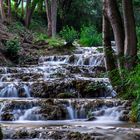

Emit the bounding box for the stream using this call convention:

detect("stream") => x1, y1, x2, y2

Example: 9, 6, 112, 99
0, 47, 140, 139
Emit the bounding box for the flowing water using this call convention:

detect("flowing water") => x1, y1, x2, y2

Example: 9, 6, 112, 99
0, 47, 137, 139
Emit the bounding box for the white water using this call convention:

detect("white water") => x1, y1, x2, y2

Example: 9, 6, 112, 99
19, 107, 40, 120
66, 102, 75, 119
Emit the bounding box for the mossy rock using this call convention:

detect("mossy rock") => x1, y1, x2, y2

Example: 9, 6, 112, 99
57, 93, 76, 98
0, 127, 3, 140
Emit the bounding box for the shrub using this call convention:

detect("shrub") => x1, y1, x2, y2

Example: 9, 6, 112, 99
79, 25, 102, 47
60, 26, 78, 44
121, 65, 140, 122
34, 32, 48, 42
5, 38, 20, 57
48, 38, 64, 48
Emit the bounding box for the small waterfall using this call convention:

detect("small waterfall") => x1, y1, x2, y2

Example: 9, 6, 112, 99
91, 106, 122, 122
66, 101, 75, 119
0, 84, 18, 97
21, 85, 31, 97
19, 107, 40, 120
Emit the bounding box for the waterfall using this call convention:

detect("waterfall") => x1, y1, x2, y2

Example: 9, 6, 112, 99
66, 101, 75, 120
19, 107, 40, 121
0, 84, 18, 97
22, 85, 31, 97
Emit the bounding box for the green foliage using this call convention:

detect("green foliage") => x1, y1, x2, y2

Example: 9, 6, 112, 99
136, 26, 140, 59
8, 21, 26, 34
60, 26, 78, 44
79, 26, 102, 46
48, 38, 64, 48
121, 65, 140, 122
58, 0, 102, 30
34, 33, 48, 42
5, 38, 20, 57
29, 12, 47, 33
85, 82, 105, 93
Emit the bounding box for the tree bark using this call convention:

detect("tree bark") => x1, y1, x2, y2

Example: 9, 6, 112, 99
25, 0, 39, 28
122, 0, 137, 69
7, 0, 11, 23
105, 0, 125, 69
21, 0, 24, 18
51, 0, 57, 37
0, 0, 6, 22
45, 0, 52, 37
103, 0, 121, 90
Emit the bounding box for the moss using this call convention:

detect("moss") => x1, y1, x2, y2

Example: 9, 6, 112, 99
0, 127, 3, 140
57, 93, 76, 98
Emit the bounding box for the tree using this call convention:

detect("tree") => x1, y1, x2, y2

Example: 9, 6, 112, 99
103, 0, 122, 91
103, 0, 138, 95
45, 0, 52, 37
45, 0, 57, 37
105, 0, 125, 70
122, 0, 137, 69
7, 0, 12, 23
24, 0, 39, 28
0, 0, 6, 22
51, 0, 57, 37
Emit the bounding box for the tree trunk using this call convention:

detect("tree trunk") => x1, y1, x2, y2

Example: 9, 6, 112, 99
21, 0, 24, 18
122, 0, 137, 69
105, 0, 125, 69
45, 0, 52, 37
103, 0, 121, 90
25, 0, 38, 28
0, 0, 6, 22
51, 0, 57, 37
7, 0, 11, 23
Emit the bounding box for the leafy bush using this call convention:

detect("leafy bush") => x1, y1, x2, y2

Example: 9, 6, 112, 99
121, 65, 140, 122
60, 26, 78, 44
5, 38, 20, 57
79, 25, 102, 47
48, 38, 64, 48
34, 32, 48, 42
136, 26, 140, 59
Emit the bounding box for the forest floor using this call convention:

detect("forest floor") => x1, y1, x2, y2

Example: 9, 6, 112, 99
0, 21, 76, 66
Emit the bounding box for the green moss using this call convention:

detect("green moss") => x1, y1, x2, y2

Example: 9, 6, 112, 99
57, 93, 76, 98
0, 127, 3, 140
48, 38, 65, 48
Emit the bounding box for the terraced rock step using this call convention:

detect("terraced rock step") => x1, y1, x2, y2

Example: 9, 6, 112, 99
0, 47, 127, 139
0, 98, 131, 122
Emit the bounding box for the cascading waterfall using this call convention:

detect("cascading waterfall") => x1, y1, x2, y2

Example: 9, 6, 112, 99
0, 47, 127, 124
66, 101, 75, 119
0, 84, 18, 97
19, 107, 41, 121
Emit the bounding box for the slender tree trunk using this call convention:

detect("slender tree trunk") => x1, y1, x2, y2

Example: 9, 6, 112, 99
103, 0, 121, 90
0, 0, 6, 22
25, 0, 38, 28
122, 0, 137, 69
21, 0, 24, 18
7, 0, 11, 23
51, 0, 57, 37
14, 0, 21, 17
105, 0, 125, 69
45, 0, 52, 37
